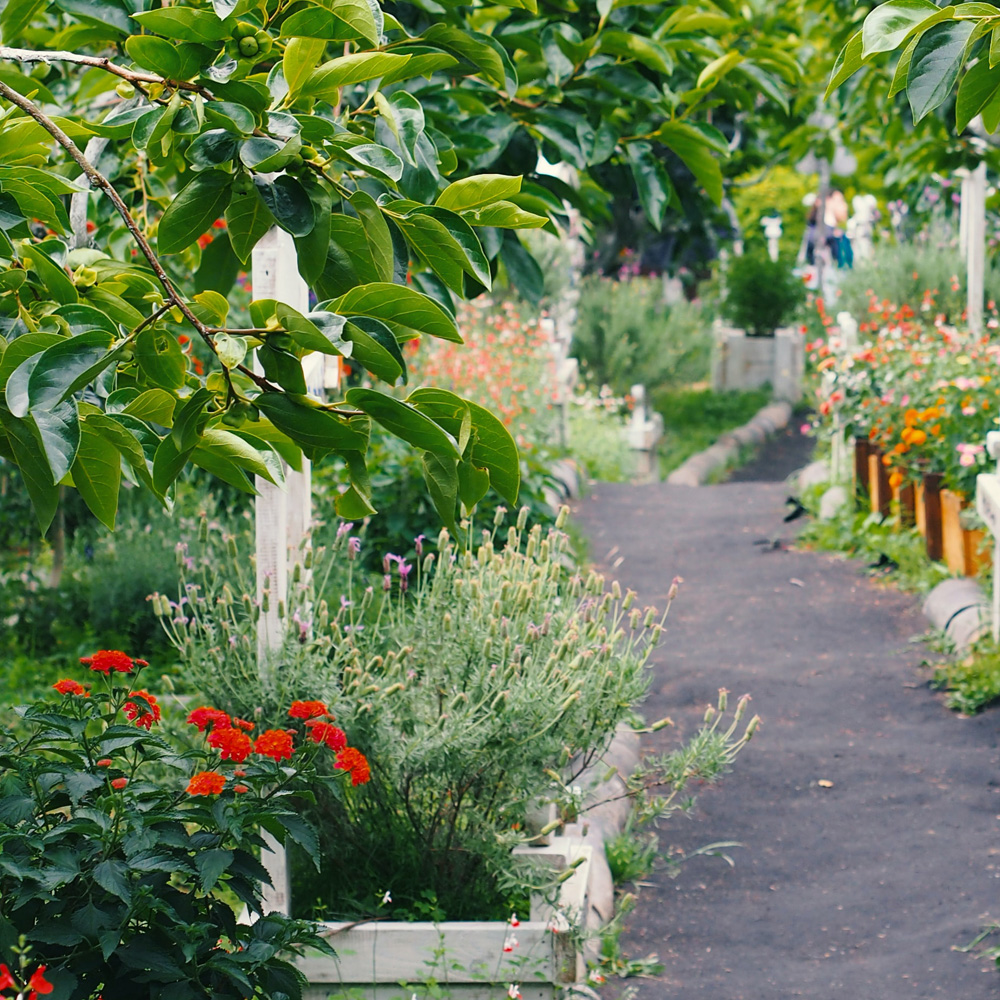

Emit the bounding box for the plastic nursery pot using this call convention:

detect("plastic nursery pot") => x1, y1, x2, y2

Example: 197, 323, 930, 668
854, 436, 871, 502
922, 472, 944, 563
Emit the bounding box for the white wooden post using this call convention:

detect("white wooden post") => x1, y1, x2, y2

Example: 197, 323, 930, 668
762, 214, 782, 262
957, 168, 971, 258
967, 162, 986, 335
250, 225, 322, 917
976, 437, 1000, 642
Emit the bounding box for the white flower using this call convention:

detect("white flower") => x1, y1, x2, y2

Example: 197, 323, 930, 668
382, 891, 392, 905
507, 985, 521, 999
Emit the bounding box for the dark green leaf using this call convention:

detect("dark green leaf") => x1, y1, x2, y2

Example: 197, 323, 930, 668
158, 170, 232, 254
72, 420, 121, 528
345, 387, 460, 457
908, 19, 975, 121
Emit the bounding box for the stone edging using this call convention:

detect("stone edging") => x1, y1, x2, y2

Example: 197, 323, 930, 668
923, 578, 991, 651
665, 400, 793, 487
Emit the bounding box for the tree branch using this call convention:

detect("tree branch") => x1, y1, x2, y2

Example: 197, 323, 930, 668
0, 46, 214, 97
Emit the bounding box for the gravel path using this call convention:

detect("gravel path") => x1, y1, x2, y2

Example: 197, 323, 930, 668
575, 474, 1000, 1000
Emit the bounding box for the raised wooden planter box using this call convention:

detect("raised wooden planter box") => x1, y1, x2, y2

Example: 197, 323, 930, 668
298, 839, 593, 1000
941, 489, 989, 577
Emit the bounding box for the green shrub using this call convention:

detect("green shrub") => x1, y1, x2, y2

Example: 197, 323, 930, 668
932, 641, 1000, 714
723, 254, 805, 337
571, 276, 712, 395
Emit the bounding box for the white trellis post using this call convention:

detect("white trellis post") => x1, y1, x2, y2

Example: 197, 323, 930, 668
966, 162, 987, 335
250, 225, 327, 917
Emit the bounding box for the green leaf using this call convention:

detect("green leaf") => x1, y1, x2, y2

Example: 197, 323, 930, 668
278, 304, 350, 356
0, 333, 62, 392
283, 36, 326, 97
436, 174, 521, 212
395, 208, 491, 294
653, 122, 724, 205
597, 29, 673, 74
626, 141, 674, 231
86, 413, 156, 493
956, 55, 1000, 130
199, 428, 283, 485
259, 175, 316, 238
123, 388, 177, 426
862, 0, 943, 57
132, 7, 229, 41
93, 859, 131, 903
908, 19, 976, 122
466, 398, 519, 504
152, 432, 195, 495
422, 452, 458, 531
423, 23, 506, 90
0, 408, 60, 530
889, 34, 920, 96
21, 242, 77, 304
171, 387, 213, 451
332, 140, 403, 181
463, 201, 548, 229
33, 401, 81, 484
72, 420, 120, 528
187, 129, 239, 170
303, 53, 412, 100
281, 0, 378, 44
226, 182, 276, 264
343, 317, 406, 384
27, 331, 118, 412
458, 458, 490, 511
406, 386, 471, 452
135, 328, 187, 391
374, 91, 425, 166
991, 24, 1000, 68
499, 230, 543, 305
253, 393, 368, 457
326, 282, 460, 342
345, 387, 461, 457
350, 190, 394, 281
158, 171, 232, 254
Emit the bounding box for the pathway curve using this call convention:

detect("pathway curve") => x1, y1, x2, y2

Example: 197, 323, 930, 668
576, 457, 1000, 999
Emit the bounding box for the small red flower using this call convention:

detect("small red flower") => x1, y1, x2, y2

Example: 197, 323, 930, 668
233, 784, 249, 794
253, 729, 294, 761
97, 758, 113, 767
53, 678, 88, 696
208, 726, 253, 762
187, 770, 226, 796
233, 769, 247, 777
334, 746, 371, 786
288, 700, 329, 720
233, 717, 255, 731
81, 650, 145, 674
197, 233, 212, 249
27, 967, 53, 996
306, 719, 346, 751
85, 220, 96, 233
123, 690, 161, 730
187, 706, 231, 732
0, 964, 15, 989
111, 777, 128, 790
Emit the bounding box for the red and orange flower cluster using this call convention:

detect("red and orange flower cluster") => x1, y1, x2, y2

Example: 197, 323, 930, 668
184, 699, 370, 795
0, 963, 53, 999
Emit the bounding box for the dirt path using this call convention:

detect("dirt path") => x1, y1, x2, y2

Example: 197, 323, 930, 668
575, 474, 1000, 1000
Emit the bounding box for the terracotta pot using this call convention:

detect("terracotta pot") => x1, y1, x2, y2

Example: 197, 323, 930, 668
922, 473, 944, 562
940, 489, 966, 575
854, 436, 871, 501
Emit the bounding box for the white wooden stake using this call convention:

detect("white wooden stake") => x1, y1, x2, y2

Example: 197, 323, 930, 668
967, 162, 986, 335
250, 225, 313, 917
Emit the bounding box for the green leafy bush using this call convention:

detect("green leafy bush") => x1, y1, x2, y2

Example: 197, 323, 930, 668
723, 254, 805, 337
0, 651, 360, 998
159, 514, 760, 923
571, 276, 712, 395
932, 641, 1000, 714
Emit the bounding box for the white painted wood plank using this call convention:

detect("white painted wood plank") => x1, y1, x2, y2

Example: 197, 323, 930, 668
967, 162, 986, 334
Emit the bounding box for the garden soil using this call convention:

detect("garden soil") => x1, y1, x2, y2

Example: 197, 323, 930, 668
575, 458, 1000, 999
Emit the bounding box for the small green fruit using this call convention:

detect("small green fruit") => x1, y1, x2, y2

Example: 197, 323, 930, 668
115, 80, 135, 99
73, 265, 98, 288
222, 401, 249, 427
238, 35, 259, 57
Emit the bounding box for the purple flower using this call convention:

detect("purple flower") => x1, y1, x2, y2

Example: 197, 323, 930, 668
414, 534, 426, 556
348, 537, 361, 560
337, 521, 354, 539
340, 594, 352, 609
383, 574, 392, 592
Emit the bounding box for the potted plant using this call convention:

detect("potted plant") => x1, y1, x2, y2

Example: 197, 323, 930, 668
714, 254, 807, 401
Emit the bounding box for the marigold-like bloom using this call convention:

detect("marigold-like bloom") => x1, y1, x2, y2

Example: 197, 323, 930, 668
123, 690, 161, 730
187, 770, 226, 796
306, 719, 347, 751
289, 700, 329, 720
187, 706, 231, 732
28, 966, 54, 995
254, 729, 294, 761
111, 777, 128, 790
53, 678, 88, 696
208, 726, 253, 762
335, 746, 371, 786
81, 650, 146, 674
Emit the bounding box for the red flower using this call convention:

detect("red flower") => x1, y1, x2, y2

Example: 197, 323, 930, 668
28, 966, 54, 997
85, 220, 96, 233
233, 784, 249, 794
233, 717, 255, 731
288, 700, 329, 720
187, 706, 231, 732
208, 726, 253, 762
53, 678, 88, 696
335, 746, 371, 786
306, 719, 346, 751
187, 770, 226, 796
254, 729, 294, 761
123, 690, 161, 730
97, 758, 113, 767
0, 965, 15, 989
81, 650, 146, 674
197, 233, 212, 249
111, 777, 128, 790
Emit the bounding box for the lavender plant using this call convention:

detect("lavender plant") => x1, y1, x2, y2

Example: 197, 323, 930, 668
155, 508, 759, 922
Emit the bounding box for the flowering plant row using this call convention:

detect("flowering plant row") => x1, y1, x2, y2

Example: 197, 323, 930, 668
805, 290, 1000, 499
0, 650, 366, 998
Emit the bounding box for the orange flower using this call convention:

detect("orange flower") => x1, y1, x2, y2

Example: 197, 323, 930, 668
889, 471, 904, 490
123, 690, 161, 730
254, 729, 294, 761
208, 726, 253, 762
335, 746, 371, 786
908, 428, 927, 446
881, 454, 892, 466
81, 650, 147, 674
53, 678, 88, 696
111, 777, 128, 790
288, 700, 329, 720
187, 770, 226, 796
187, 706, 231, 732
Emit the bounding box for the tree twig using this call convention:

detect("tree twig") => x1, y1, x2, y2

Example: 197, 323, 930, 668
0, 46, 214, 97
